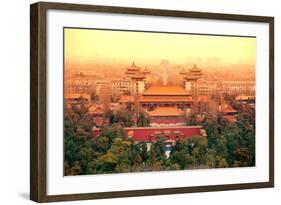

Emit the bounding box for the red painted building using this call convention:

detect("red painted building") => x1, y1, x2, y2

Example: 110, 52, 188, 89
221, 104, 238, 123
92, 126, 206, 142
88, 104, 106, 127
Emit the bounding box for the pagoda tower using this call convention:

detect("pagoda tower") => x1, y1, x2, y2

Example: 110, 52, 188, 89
125, 62, 151, 93
125, 62, 141, 76
179, 64, 203, 95
125, 62, 151, 81
189, 64, 203, 80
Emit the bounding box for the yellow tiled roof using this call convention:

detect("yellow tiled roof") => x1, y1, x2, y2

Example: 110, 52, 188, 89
64, 93, 90, 100
235, 95, 255, 101
143, 86, 190, 96
148, 106, 184, 117
140, 95, 193, 102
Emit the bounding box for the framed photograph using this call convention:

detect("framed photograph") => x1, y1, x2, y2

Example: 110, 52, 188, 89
30, 1, 274, 202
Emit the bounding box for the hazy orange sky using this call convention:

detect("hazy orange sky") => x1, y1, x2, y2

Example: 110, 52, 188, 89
64, 28, 256, 67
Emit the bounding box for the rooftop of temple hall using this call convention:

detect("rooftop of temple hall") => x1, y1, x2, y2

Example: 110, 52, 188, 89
189, 64, 203, 72
148, 106, 185, 117
125, 62, 150, 81
139, 96, 193, 102
221, 104, 238, 114
126, 61, 141, 72
142, 86, 190, 96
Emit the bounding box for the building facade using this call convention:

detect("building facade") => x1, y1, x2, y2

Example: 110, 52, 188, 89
221, 81, 255, 95
192, 80, 218, 96
112, 78, 137, 95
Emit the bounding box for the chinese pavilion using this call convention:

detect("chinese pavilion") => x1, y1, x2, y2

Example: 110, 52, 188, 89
179, 64, 204, 96
220, 104, 238, 123
87, 103, 106, 127
140, 86, 193, 111
180, 64, 203, 83
125, 61, 150, 81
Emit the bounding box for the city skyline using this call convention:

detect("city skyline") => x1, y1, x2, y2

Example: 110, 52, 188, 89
64, 28, 256, 68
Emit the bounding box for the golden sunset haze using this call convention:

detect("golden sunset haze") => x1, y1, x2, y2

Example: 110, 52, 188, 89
64, 28, 256, 66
